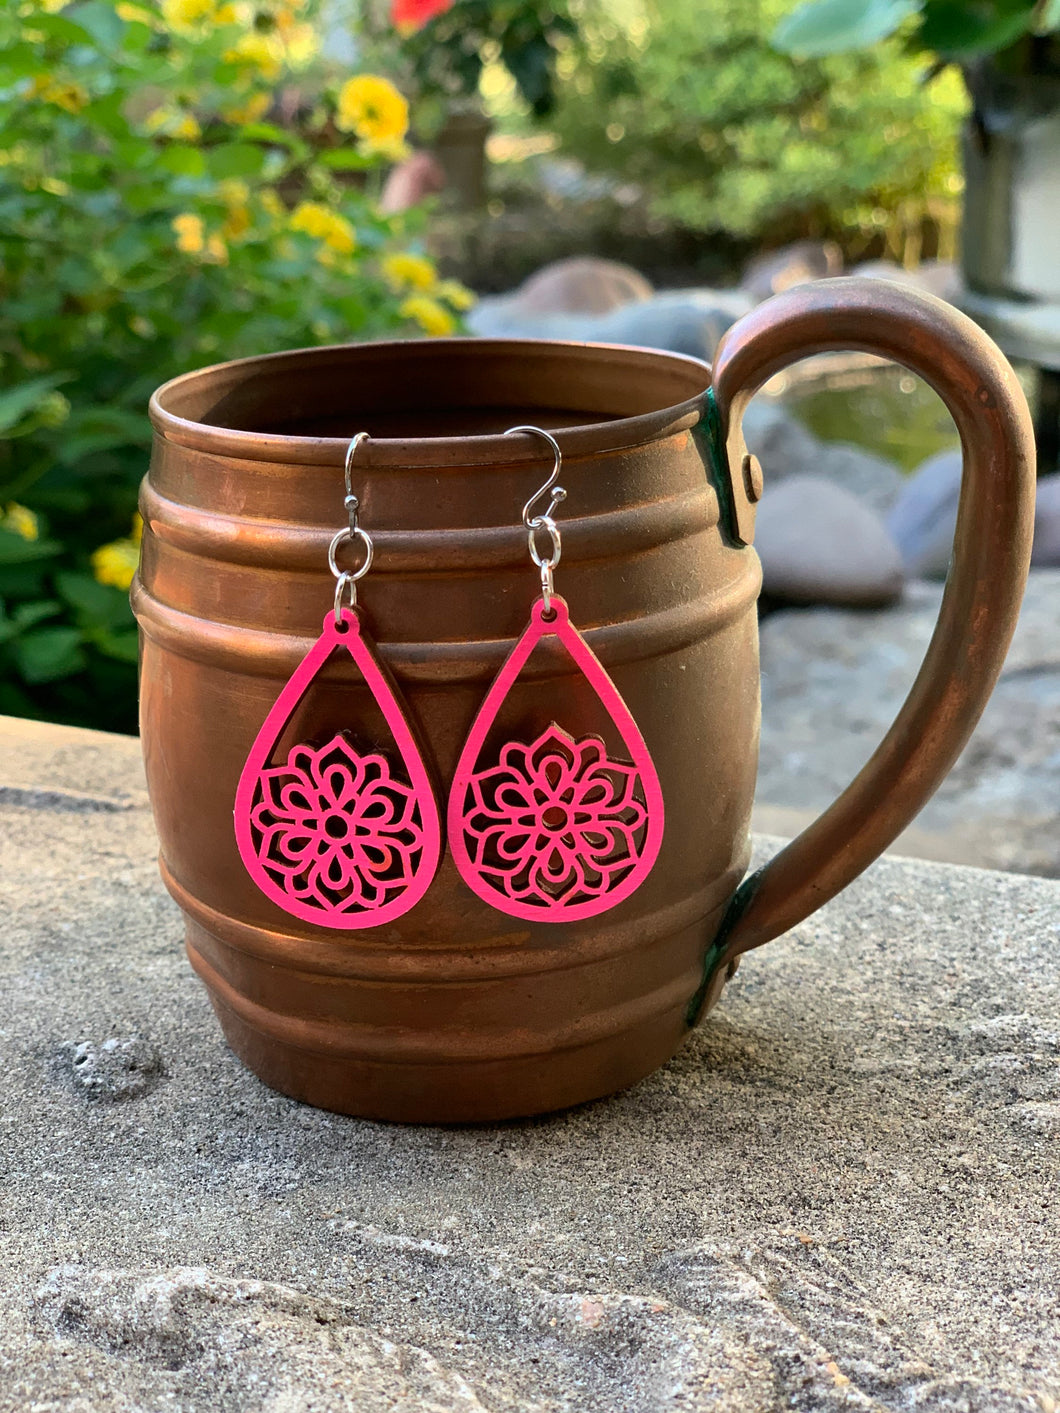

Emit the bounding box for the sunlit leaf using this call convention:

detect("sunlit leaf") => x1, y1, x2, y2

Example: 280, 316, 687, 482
773, 0, 919, 54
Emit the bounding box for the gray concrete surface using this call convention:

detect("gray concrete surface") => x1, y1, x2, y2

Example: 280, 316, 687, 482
0, 716, 1058, 1411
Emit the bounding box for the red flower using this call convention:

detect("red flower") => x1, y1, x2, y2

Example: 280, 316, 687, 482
391, 0, 454, 31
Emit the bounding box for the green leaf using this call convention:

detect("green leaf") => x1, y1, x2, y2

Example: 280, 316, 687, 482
0, 564, 52, 598
12, 599, 61, 631
0, 531, 61, 567
68, 0, 126, 51
158, 145, 207, 179
239, 123, 309, 157
920, 3, 1034, 55
773, 0, 919, 54
11, 626, 86, 684
55, 571, 133, 629
1037, 0, 1060, 31
26, 13, 95, 45
0, 375, 71, 437
320, 149, 378, 172
93, 627, 139, 663
207, 143, 266, 179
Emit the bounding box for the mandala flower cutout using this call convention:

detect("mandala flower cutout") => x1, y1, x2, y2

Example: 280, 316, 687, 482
248, 734, 423, 916
460, 723, 648, 910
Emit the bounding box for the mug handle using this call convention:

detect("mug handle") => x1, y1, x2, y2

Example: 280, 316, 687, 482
690, 276, 1036, 1022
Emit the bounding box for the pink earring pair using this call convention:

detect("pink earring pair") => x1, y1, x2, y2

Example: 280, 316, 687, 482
234, 428, 664, 929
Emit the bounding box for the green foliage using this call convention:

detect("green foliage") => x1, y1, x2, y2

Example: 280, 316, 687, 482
358, 0, 577, 125
552, 0, 966, 248
774, 0, 1060, 60
0, 0, 452, 733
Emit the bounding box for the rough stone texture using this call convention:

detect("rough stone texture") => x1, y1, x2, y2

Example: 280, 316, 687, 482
755, 475, 905, 607
757, 570, 1060, 877
468, 289, 753, 362
743, 401, 905, 516
886, 449, 963, 579
1, 715, 1059, 1410
890, 457, 1060, 579
849, 260, 964, 305
497, 257, 654, 316
1033, 475, 1060, 568
741, 240, 844, 302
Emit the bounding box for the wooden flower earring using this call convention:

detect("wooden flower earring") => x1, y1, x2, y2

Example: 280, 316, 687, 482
234, 433, 442, 928
447, 426, 664, 922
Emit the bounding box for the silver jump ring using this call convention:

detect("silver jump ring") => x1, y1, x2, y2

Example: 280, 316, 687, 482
527, 516, 561, 572
328, 526, 374, 582
539, 562, 555, 615
334, 571, 356, 622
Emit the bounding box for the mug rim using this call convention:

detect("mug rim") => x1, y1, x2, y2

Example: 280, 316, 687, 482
149, 337, 712, 468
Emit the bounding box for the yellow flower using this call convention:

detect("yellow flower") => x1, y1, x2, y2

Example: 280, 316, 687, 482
91, 539, 140, 591
204, 232, 229, 264
28, 76, 88, 113
2, 503, 39, 541
161, 0, 214, 28
360, 133, 412, 163
90, 514, 143, 592
225, 31, 283, 81
173, 213, 226, 265
289, 201, 355, 254
218, 179, 251, 239
336, 75, 408, 145
222, 205, 250, 239
260, 188, 285, 219
382, 251, 437, 292
116, 2, 158, 23
399, 295, 455, 337
171, 112, 201, 141
144, 105, 201, 140
218, 178, 250, 207
434, 278, 476, 311
172, 212, 205, 254
222, 91, 270, 125
281, 20, 318, 67
289, 201, 331, 238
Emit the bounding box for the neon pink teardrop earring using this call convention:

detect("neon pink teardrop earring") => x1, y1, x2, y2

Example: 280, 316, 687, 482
448, 426, 664, 922
234, 433, 442, 929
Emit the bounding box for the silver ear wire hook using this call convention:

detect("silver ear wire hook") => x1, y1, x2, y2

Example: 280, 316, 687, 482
343, 430, 370, 536
505, 425, 565, 614
331, 432, 373, 624
506, 425, 566, 531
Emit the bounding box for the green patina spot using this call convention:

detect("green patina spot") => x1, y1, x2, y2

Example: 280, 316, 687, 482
692, 386, 740, 547
685, 865, 764, 1027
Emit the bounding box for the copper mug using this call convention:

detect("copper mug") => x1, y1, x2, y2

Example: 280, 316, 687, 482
133, 279, 1035, 1123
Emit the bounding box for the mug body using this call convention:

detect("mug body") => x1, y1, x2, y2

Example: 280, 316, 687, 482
134, 339, 762, 1122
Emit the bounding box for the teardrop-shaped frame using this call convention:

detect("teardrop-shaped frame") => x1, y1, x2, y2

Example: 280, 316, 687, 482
448, 596, 665, 922
234, 607, 442, 929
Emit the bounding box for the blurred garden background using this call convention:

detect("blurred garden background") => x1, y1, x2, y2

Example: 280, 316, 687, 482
2, 0, 1059, 736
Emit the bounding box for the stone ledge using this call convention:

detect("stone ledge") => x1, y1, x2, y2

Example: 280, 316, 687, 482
1, 718, 1057, 1411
